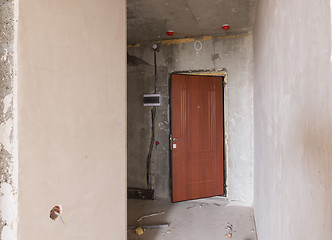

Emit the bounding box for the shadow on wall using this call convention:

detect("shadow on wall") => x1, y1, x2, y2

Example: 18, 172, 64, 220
128, 53, 151, 66
299, 113, 332, 186
279, 107, 332, 237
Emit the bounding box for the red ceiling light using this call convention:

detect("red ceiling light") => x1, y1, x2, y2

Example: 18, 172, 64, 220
222, 24, 230, 31
167, 30, 174, 36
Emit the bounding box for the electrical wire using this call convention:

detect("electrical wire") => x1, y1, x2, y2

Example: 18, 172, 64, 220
158, 19, 167, 39
182, 0, 204, 36
146, 107, 156, 189
154, 49, 157, 94
172, 26, 225, 38
146, 48, 158, 190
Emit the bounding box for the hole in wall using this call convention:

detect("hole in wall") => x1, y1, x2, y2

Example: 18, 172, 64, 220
49, 205, 62, 221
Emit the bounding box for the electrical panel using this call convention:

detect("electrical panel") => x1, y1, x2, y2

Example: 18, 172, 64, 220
143, 94, 161, 106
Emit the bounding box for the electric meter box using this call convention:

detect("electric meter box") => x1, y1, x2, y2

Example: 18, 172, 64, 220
143, 94, 161, 106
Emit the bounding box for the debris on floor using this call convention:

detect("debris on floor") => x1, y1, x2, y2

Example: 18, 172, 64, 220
135, 227, 144, 235
128, 188, 155, 200
128, 199, 257, 240
128, 224, 170, 231
225, 223, 233, 238
137, 211, 165, 221
186, 205, 196, 209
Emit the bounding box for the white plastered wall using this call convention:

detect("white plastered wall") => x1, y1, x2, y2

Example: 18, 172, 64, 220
253, 0, 332, 239
17, 1, 126, 239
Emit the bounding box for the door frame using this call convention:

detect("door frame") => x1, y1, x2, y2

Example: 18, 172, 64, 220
169, 69, 229, 200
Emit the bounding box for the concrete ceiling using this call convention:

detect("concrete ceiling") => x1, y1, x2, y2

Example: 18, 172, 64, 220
127, 0, 256, 44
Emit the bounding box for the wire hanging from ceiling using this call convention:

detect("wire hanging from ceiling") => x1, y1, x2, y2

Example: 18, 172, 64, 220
167, 24, 230, 38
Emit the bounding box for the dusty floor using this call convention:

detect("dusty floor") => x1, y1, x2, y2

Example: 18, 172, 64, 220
128, 198, 257, 240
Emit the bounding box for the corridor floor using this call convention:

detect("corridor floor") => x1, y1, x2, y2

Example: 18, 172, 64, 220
128, 198, 257, 240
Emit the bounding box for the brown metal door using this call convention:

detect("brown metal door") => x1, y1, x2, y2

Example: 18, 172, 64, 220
171, 74, 224, 202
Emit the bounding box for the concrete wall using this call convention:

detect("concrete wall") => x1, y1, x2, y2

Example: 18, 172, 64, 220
18, 1, 126, 240
0, 0, 18, 239
128, 34, 254, 203
253, 0, 332, 239
127, 65, 169, 198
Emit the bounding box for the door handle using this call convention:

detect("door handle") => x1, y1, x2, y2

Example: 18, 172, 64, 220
173, 138, 183, 141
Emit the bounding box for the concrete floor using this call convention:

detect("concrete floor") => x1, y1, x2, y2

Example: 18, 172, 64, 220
128, 198, 257, 240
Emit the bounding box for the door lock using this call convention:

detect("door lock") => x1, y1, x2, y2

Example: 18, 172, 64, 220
173, 138, 183, 141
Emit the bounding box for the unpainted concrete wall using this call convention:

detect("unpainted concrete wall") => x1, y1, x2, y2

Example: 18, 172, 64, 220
0, 0, 18, 239
253, 0, 332, 239
18, 1, 126, 239
128, 34, 253, 203
127, 65, 169, 198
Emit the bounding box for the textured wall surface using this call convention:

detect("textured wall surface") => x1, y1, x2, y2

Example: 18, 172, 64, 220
0, 0, 18, 239
127, 65, 169, 198
253, 0, 332, 239
18, 1, 126, 239
127, 0, 257, 44
128, 34, 254, 204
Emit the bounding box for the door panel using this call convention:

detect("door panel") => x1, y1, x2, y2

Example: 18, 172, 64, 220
171, 74, 224, 202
